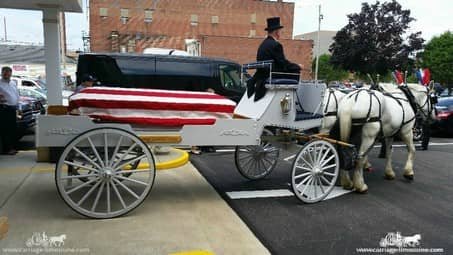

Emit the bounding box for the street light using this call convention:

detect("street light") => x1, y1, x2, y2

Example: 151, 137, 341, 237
314, 5, 323, 84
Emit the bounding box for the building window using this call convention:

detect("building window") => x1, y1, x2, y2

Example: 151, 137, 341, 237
120, 8, 129, 24
99, 8, 108, 18
250, 13, 256, 24
145, 9, 153, 23
190, 14, 198, 26
211, 16, 219, 24
249, 29, 256, 37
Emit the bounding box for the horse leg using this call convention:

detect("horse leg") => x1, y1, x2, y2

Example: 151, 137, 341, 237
340, 170, 354, 190
353, 123, 380, 193
383, 137, 396, 180
400, 128, 416, 180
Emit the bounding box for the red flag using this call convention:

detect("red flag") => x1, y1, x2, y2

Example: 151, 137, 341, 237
395, 70, 404, 85
422, 68, 431, 86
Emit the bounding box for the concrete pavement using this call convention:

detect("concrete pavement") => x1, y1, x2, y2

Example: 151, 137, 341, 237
0, 151, 270, 255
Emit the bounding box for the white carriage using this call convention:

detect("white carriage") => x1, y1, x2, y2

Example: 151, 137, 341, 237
36, 61, 346, 218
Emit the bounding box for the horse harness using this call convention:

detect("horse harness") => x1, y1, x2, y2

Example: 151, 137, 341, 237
323, 88, 341, 117
347, 89, 382, 125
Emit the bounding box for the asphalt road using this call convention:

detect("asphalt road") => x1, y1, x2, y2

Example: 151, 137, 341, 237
191, 137, 453, 255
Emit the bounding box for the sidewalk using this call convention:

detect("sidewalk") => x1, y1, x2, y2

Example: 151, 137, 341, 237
0, 151, 269, 255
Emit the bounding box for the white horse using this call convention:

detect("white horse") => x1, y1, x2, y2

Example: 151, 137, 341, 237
337, 83, 434, 192
49, 234, 66, 247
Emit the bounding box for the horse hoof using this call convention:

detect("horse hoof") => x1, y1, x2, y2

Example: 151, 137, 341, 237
355, 188, 368, 194
342, 184, 354, 190
364, 167, 374, 172
403, 174, 414, 181
384, 174, 395, 180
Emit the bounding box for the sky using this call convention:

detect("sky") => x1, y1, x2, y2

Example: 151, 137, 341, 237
0, 0, 452, 50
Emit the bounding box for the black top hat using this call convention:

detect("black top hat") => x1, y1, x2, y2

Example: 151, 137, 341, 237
265, 17, 284, 31
81, 74, 97, 82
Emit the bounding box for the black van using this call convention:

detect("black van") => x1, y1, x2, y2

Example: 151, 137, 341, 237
76, 53, 246, 102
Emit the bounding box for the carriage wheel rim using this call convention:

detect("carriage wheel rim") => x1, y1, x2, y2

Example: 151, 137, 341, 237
56, 128, 155, 218
235, 143, 280, 180
291, 140, 339, 203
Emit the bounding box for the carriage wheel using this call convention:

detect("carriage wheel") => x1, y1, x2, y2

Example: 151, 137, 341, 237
234, 141, 280, 180
291, 140, 339, 203
55, 128, 156, 219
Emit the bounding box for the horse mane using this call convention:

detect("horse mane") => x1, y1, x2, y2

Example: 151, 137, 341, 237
379, 83, 401, 93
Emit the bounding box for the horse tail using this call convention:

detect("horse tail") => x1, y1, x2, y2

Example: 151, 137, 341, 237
339, 98, 353, 142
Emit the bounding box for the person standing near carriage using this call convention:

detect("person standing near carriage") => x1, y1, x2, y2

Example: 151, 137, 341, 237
416, 67, 432, 150
247, 17, 302, 101
0, 66, 20, 155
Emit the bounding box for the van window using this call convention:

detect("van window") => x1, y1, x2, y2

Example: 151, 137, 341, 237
115, 57, 155, 75
156, 60, 211, 76
219, 64, 243, 90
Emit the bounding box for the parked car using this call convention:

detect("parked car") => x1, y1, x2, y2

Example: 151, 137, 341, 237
17, 86, 47, 113
433, 97, 453, 135
16, 98, 37, 139
11, 77, 47, 92
76, 53, 246, 102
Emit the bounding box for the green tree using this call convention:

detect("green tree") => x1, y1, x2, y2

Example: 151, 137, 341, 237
329, 0, 424, 77
313, 54, 349, 83
422, 31, 453, 86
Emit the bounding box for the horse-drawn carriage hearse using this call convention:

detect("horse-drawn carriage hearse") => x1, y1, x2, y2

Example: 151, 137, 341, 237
36, 61, 434, 219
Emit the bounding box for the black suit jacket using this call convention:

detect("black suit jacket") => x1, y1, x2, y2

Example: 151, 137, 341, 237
247, 36, 301, 101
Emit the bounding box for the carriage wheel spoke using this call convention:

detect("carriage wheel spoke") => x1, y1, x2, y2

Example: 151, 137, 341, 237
106, 180, 111, 213
320, 155, 336, 168
316, 144, 326, 164
115, 175, 149, 186
87, 137, 105, 168
323, 171, 336, 177
66, 178, 99, 195
301, 156, 314, 169
116, 169, 152, 175
104, 133, 109, 167
109, 136, 123, 168
64, 161, 99, 173
60, 173, 98, 180
322, 164, 337, 170
317, 176, 326, 194
296, 165, 313, 172
113, 178, 140, 199
300, 178, 313, 195
111, 143, 137, 169
91, 181, 105, 212
318, 148, 331, 166
114, 154, 146, 171
294, 172, 311, 179
296, 174, 312, 189
111, 179, 127, 209
76, 179, 102, 206
73, 147, 103, 170
321, 176, 332, 185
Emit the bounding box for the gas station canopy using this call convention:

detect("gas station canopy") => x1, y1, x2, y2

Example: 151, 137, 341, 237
0, 0, 83, 105
0, 0, 82, 12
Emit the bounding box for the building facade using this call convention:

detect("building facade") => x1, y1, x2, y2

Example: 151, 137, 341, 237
294, 30, 337, 58
89, 0, 313, 78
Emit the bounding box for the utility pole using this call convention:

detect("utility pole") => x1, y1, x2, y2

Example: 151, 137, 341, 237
314, 5, 323, 83
3, 17, 7, 41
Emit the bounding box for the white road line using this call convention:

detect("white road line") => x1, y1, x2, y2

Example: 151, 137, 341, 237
284, 154, 297, 161
226, 189, 294, 199
226, 187, 353, 201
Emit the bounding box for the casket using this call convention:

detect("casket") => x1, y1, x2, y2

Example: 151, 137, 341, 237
68, 87, 236, 126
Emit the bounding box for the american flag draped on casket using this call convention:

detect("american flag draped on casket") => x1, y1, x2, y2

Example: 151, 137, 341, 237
68, 87, 237, 126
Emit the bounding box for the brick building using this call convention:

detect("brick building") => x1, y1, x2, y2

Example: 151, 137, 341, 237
89, 0, 313, 78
